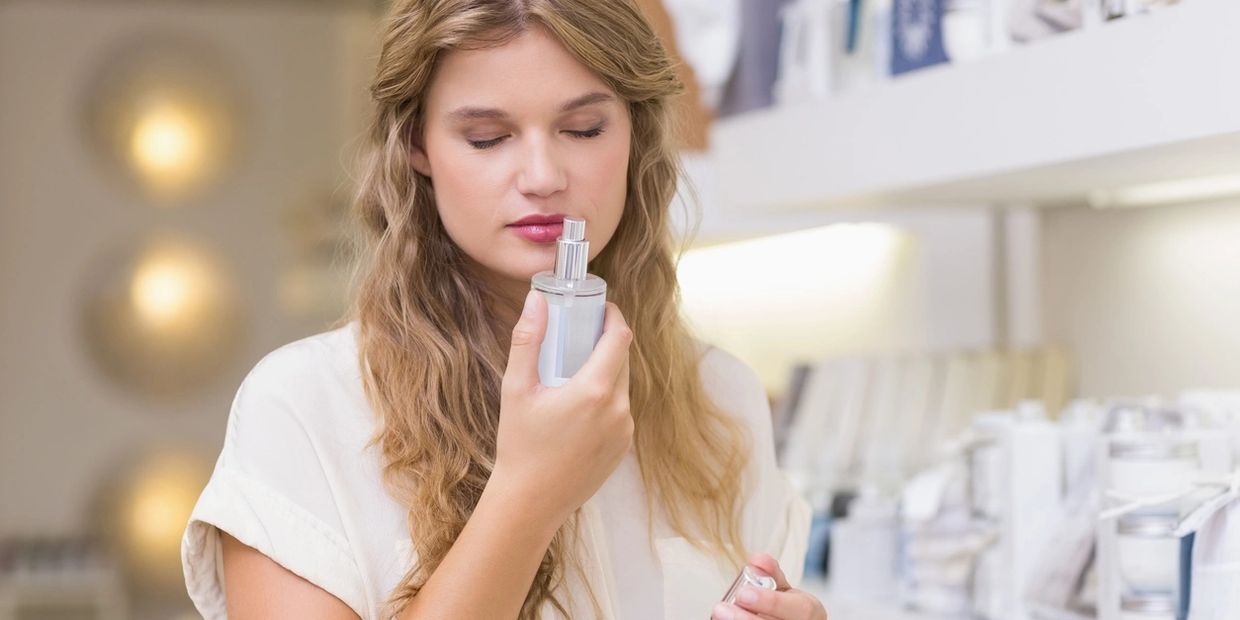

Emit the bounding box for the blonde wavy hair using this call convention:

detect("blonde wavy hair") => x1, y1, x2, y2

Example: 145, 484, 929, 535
348, 0, 752, 616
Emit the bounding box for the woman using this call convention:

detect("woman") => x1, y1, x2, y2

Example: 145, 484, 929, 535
181, 1, 826, 619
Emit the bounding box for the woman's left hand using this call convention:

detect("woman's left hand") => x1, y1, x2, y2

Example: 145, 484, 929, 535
710, 553, 829, 620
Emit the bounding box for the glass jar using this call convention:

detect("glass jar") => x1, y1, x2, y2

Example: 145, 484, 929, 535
1119, 591, 1176, 620
1116, 512, 1180, 595
1107, 437, 1198, 504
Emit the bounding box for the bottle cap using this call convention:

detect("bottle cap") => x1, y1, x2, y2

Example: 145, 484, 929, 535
554, 218, 589, 280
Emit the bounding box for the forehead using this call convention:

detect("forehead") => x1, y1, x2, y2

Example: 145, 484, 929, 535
424, 24, 618, 118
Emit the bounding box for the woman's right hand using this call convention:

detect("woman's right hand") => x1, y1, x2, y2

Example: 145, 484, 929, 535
492, 289, 634, 527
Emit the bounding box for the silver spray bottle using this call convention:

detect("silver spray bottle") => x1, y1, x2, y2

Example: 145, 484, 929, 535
531, 218, 606, 387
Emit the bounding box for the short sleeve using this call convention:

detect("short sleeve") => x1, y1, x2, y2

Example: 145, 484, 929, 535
181, 344, 369, 619
699, 344, 813, 587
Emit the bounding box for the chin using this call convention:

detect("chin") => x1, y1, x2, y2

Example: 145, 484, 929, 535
515, 247, 557, 272
483, 257, 547, 284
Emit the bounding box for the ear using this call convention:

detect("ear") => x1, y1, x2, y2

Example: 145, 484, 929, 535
409, 137, 432, 178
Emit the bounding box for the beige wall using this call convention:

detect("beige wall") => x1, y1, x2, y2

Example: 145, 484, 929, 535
0, 1, 376, 534
1042, 198, 1240, 398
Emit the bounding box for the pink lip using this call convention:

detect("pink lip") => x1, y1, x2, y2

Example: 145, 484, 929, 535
507, 213, 570, 244
509, 213, 568, 227
508, 222, 563, 243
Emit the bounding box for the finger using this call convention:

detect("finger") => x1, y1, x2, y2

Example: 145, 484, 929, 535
503, 290, 547, 391
570, 302, 631, 387
710, 602, 764, 620
616, 349, 631, 403
733, 585, 816, 620
747, 553, 790, 591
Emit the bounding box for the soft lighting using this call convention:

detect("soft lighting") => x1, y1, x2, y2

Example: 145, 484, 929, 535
81, 237, 244, 401
1089, 173, 1240, 209
677, 223, 908, 389
129, 245, 212, 329
127, 101, 209, 196
83, 36, 243, 202
129, 479, 193, 552
678, 223, 904, 311
117, 452, 211, 587
130, 103, 201, 174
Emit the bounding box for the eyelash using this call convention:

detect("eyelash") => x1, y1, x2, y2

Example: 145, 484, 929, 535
468, 126, 606, 151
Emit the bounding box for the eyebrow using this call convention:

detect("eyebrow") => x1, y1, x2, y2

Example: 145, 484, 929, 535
446, 91, 615, 121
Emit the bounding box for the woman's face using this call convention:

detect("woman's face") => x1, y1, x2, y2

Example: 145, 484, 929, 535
411, 24, 632, 303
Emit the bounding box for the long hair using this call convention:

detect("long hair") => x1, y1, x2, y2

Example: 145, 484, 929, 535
348, 0, 751, 616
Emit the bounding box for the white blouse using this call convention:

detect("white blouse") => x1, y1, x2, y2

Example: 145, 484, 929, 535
181, 321, 811, 619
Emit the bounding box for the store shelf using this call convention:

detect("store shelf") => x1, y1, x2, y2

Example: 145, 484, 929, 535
707, 0, 1240, 213
801, 577, 1093, 620
799, 577, 951, 620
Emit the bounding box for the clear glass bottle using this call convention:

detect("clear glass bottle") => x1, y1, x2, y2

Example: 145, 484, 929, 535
1116, 512, 1180, 595
721, 565, 777, 604
531, 218, 606, 387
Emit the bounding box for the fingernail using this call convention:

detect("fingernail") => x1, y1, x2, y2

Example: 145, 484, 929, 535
522, 290, 536, 318
737, 586, 758, 605
712, 603, 735, 620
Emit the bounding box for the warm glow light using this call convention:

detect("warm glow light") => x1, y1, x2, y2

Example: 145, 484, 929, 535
129, 246, 213, 329
121, 453, 209, 579
127, 101, 207, 194
677, 223, 908, 389
83, 237, 243, 400
85, 38, 242, 203
678, 223, 903, 310
130, 481, 191, 549
1089, 173, 1240, 209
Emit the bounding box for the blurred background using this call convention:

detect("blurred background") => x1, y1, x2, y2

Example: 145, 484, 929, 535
2, 0, 1238, 618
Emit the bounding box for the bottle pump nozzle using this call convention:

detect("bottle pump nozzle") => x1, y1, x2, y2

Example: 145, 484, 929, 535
554, 218, 589, 280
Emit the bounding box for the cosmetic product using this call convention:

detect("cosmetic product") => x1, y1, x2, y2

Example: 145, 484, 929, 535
1116, 513, 1180, 595
967, 408, 1064, 620
891, 0, 950, 76
721, 565, 777, 605
531, 218, 606, 387
845, 0, 862, 53
1118, 591, 1176, 619
1009, 0, 1085, 40
774, 0, 834, 103
1103, 0, 1126, 20
1173, 482, 1240, 620
830, 489, 899, 601
966, 435, 1002, 519
1107, 438, 1199, 505
1098, 422, 1202, 620
942, 0, 989, 62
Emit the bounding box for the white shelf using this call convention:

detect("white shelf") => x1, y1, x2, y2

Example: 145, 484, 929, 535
799, 577, 952, 620
707, 0, 1240, 214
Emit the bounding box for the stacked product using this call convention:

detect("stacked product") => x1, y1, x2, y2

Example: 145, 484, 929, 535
899, 404, 1062, 618
1096, 401, 1236, 620
900, 455, 991, 615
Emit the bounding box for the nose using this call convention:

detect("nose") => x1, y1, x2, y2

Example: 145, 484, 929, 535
515, 134, 567, 198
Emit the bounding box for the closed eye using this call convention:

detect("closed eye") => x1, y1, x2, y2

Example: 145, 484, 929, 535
567, 126, 605, 139
468, 135, 508, 150
468, 126, 606, 151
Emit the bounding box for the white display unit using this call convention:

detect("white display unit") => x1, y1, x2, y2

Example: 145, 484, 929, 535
704, 0, 1240, 215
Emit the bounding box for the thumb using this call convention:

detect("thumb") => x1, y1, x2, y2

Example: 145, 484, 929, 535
748, 553, 788, 590
747, 553, 790, 591
505, 290, 547, 389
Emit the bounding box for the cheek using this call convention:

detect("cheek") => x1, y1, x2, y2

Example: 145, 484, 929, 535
584, 134, 630, 248
426, 143, 503, 246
